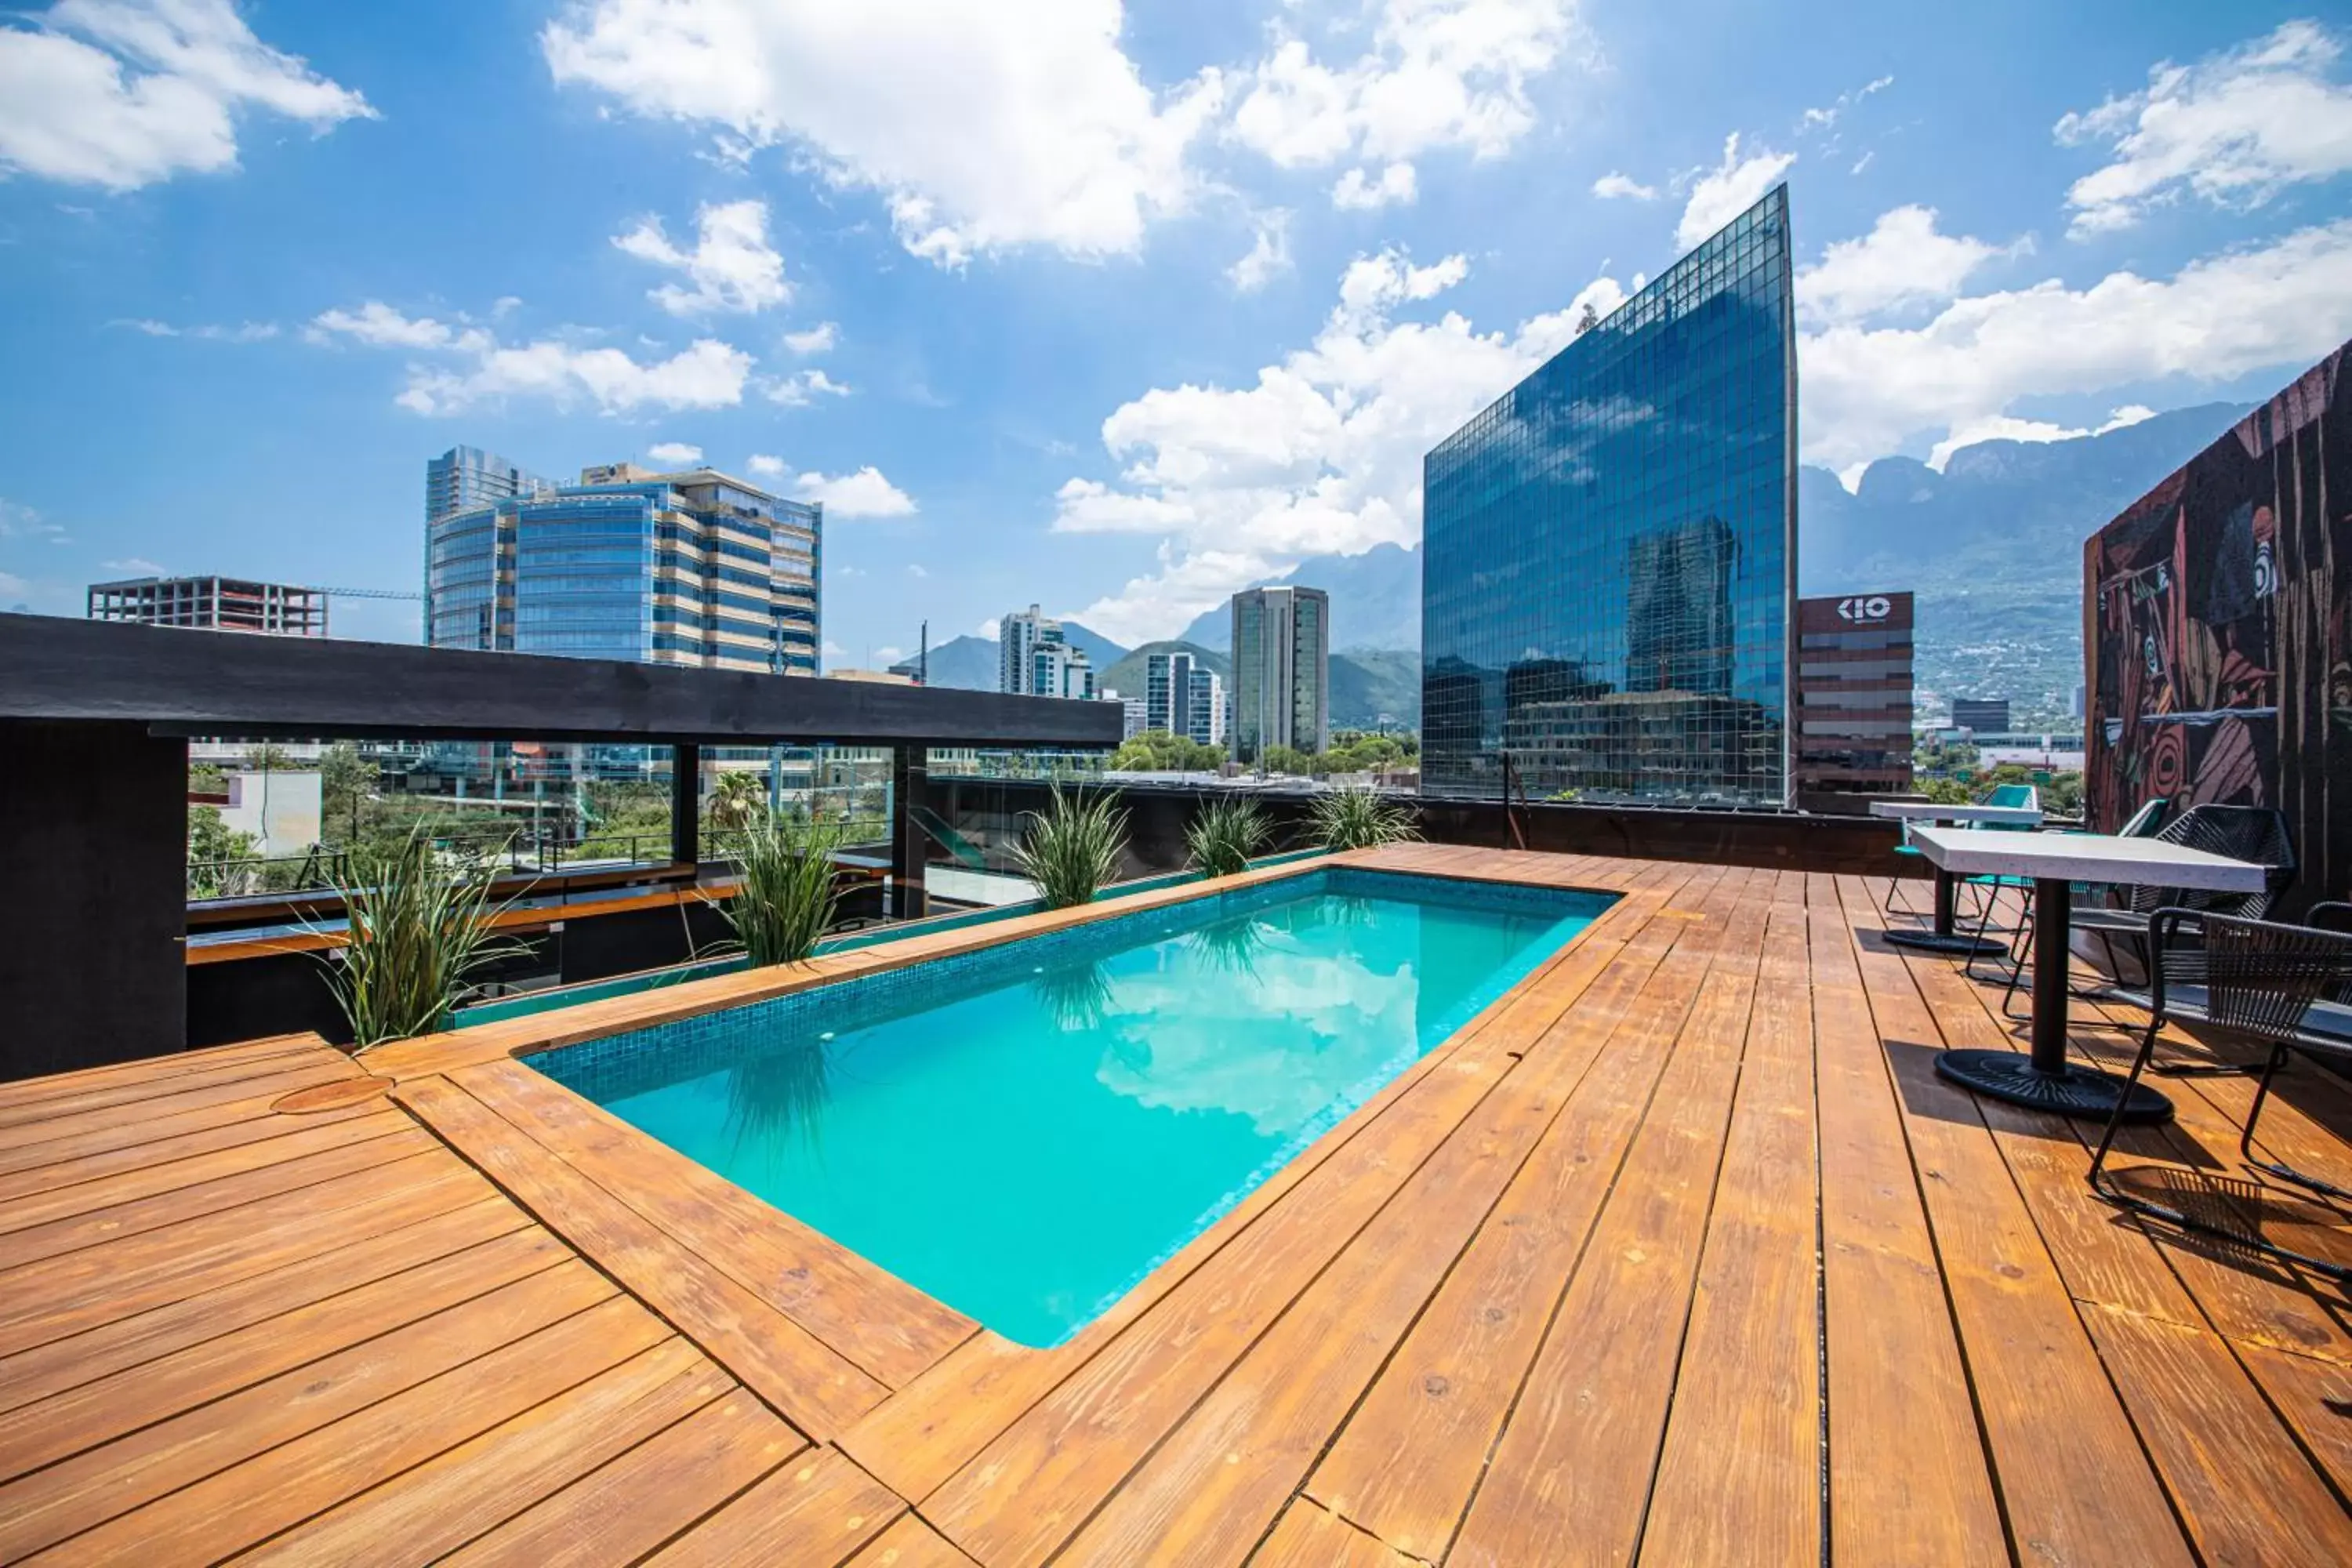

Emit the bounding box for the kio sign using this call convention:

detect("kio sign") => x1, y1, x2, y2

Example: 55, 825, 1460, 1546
1837, 595, 1894, 623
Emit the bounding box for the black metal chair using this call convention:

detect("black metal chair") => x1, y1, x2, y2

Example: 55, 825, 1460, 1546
2087, 909, 2352, 1279
2000, 803, 2294, 1020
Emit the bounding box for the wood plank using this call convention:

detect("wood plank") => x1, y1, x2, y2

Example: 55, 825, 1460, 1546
1443, 902, 1767, 1568
0, 1152, 492, 1356
0, 1261, 621, 1561
1252, 1498, 1420, 1568
0, 1120, 433, 1269
32, 1293, 671, 1567
1839, 875, 2198, 1568
396, 1072, 886, 1439
0, 1091, 384, 1207
2230, 1340, 2352, 1501
839, 862, 1698, 1507
0, 1033, 325, 1112
0, 1059, 357, 1171
0, 1195, 528, 1417
1301, 870, 1762, 1563
1637, 900, 1822, 1568
920, 866, 1721, 1562
844, 1515, 983, 1568
0, 1044, 351, 1131
454, 1054, 977, 1389
1809, 888, 2008, 1566
0, 1225, 571, 1479
231, 1339, 731, 1568
640, 1449, 904, 1566
441, 1389, 805, 1568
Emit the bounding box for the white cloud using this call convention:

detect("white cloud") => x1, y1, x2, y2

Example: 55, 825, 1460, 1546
746, 452, 787, 477
310, 299, 753, 416
2056, 21, 2352, 238
780, 321, 837, 354
1332, 161, 1417, 209
1800, 217, 2352, 470
613, 198, 789, 314
1058, 249, 1616, 645
1795, 205, 2016, 325
1925, 415, 2089, 472
1229, 1, 1578, 176
1228, 209, 1292, 292
543, 0, 1225, 264
791, 466, 915, 517
873, 643, 905, 661
764, 367, 850, 405
100, 555, 165, 574
1591, 170, 1655, 200
307, 301, 488, 352
2097, 404, 2156, 433
0, 0, 372, 191
647, 441, 703, 464
1676, 132, 1794, 249
111, 316, 277, 341
1796, 74, 1892, 132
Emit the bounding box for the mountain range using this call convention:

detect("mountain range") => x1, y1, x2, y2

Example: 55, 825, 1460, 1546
893, 401, 2248, 731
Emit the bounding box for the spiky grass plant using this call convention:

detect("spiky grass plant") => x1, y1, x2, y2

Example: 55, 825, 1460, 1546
1185, 796, 1272, 879
713, 815, 848, 967
1307, 785, 1421, 851
314, 828, 527, 1049
1010, 786, 1130, 909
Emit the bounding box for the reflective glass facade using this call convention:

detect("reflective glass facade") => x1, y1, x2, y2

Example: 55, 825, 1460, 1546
426, 463, 821, 676
1231, 586, 1329, 764
1422, 184, 1796, 806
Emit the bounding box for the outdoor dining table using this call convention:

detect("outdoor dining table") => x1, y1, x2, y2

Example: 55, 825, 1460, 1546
1904, 825, 2269, 1124
1870, 799, 2045, 958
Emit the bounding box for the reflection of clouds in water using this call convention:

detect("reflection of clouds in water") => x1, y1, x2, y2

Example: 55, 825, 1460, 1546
1093, 931, 1421, 1135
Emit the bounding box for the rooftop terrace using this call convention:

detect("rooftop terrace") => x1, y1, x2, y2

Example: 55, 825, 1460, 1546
2, 844, 2349, 1564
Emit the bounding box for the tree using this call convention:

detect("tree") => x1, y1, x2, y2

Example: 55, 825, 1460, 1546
243, 742, 296, 772
319, 742, 374, 845
706, 770, 768, 830
1109, 730, 1225, 773
1261, 745, 1319, 777
187, 805, 261, 898
1573, 300, 1600, 336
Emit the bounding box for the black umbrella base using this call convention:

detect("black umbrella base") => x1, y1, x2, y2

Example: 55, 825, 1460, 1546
1935, 1048, 2173, 1124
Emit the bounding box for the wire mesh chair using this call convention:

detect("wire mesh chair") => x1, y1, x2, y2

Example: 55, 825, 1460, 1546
2000, 802, 2291, 1021
2087, 910, 2352, 1279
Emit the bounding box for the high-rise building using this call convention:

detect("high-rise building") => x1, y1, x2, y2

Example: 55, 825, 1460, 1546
1951, 698, 2010, 734
1230, 585, 1329, 764
1421, 184, 1796, 805
1145, 650, 1225, 747
998, 604, 1096, 699
88, 575, 327, 637
1794, 591, 1915, 808
427, 460, 820, 674
426, 445, 554, 529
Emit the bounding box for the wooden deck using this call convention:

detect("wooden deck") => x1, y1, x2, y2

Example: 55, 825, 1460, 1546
4, 845, 2351, 1565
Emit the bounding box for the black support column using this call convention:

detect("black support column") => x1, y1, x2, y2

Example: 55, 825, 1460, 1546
671, 741, 701, 866
891, 744, 927, 920
0, 720, 187, 1080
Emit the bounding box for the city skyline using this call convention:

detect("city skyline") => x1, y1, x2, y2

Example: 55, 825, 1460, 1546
3, 6, 2350, 670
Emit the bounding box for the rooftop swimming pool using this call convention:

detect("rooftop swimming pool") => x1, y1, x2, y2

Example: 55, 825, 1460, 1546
526, 867, 1610, 1346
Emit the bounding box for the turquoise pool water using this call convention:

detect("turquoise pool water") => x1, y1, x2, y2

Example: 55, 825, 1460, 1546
528, 868, 1607, 1347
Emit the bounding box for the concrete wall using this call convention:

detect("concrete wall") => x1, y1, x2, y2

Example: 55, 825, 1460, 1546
0, 720, 187, 1080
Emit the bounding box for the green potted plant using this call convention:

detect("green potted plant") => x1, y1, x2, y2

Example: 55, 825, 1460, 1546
1011, 786, 1130, 908
314, 828, 526, 1049
1307, 786, 1421, 851
711, 814, 849, 966
1185, 797, 1272, 878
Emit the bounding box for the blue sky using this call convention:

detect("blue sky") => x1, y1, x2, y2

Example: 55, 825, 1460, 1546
2, 2, 2350, 663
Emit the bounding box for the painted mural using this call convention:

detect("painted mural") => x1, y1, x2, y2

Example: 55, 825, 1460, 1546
2085, 339, 2352, 909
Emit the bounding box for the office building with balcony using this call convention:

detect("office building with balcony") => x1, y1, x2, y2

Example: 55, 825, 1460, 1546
426, 445, 554, 528
1230, 585, 1329, 764
1793, 590, 1915, 809
998, 605, 1097, 700
1421, 184, 1796, 805
1145, 649, 1226, 747
88, 575, 328, 637
426, 460, 820, 675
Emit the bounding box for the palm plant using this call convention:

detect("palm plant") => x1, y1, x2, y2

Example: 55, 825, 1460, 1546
1307, 786, 1421, 851
314, 828, 527, 1049
711, 814, 848, 967
1185, 796, 1272, 878
1010, 786, 1129, 909
706, 770, 768, 832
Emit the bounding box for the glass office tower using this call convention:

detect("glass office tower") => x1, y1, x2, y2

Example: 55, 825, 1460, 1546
1421, 183, 1796, 805
1230, 585, 1330, 764
426, 462, 821, 674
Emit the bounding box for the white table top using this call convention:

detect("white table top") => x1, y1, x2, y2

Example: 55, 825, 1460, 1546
1869, 800, 2045, 825
1907, 826, 2269, 892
